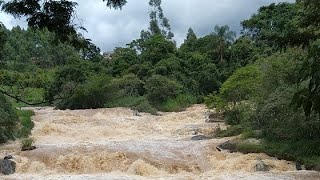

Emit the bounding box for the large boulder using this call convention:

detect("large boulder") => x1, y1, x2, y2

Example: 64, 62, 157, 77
0, 155, 16, 175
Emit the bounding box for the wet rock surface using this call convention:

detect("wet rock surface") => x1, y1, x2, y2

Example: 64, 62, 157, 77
216, 140, 237, 153
255, 159, 269, 172
21, 146, 36, 151
0, 155, 16, 175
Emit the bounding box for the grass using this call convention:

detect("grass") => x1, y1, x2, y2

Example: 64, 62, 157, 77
241, 128, 257, 139
105, 94, 198, 115
157, 94, 197, 112
216, 123, 320, 170
232, 138, 320, 171
105, 96, 158, 115
16, 110, 35, 138
236, 142, 264, 154
134, 100, 158, 115
21, 137, 34, 149
215, 125, 243, 137
262, 140, 320, 170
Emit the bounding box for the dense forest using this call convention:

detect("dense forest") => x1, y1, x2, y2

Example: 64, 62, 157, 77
0, 0, 320, 170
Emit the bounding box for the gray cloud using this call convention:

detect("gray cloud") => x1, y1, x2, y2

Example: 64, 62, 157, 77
1, 0, 294, 52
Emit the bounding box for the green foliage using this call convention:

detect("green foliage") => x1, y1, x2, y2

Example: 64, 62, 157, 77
148, 0, 174, 40
16, 110, 35, 138
106, 47, 139, 76
2, 0, 107, 53
294, 40, 320, 116
105, 96, 145, 108
3, 0, 320, 169
255, 86, 320, 141
144, 75, 183, 104
263, 140, 320, 162
1, 27, 81, 71
111, 74, 144, 96
230, 36, 257, 67
0, 23, 7, 61
240, 128, 257, 139
206, 65, 262, 112
45, 60, 90, 103
21, 137, 33, 149
105, 96, 158, 115
212, 25, 236, 62
141, 35, 176, 64
180, 28, 197, 52
55, 74, 117, 110
133, 99, 158, 115
224, 103, 255, 125
207, 46, 320, 168
220, 65, 262, 104
215, 125, 243, 137
236, 143, 264, 154
241, 3, 314, 49
0, 93, 19, 143
158, 94, 197, 112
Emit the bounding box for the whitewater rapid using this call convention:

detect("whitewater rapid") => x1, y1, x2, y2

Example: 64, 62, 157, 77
0, 105, 319, 179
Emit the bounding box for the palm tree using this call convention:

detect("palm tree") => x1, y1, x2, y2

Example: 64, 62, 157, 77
212, 25, 236, 62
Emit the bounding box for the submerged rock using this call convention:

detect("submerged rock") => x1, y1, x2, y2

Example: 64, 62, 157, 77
133, 110, 142, 116
217, 141, 237, 153
255, 159, 269, 172
191, 135, 210, 141
205, 111, 224, 123
0, 155, 16, 175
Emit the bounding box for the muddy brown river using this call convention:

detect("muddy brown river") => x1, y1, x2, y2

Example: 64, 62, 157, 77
0, 105, 319, 179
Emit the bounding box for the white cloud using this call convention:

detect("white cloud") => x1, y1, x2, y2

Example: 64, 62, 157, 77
0, 11, 27, 29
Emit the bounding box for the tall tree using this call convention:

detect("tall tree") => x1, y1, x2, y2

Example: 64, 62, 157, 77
291, 1, 320, 116
128, 0, 174, 52
0, 23, 7, 62
180, 28, 197, 52
148, 0, 174, 40
212, 25, 236, 62
241, 3, 316, 49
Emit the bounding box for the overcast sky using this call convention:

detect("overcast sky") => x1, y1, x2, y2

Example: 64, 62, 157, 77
0, 0, 294, 52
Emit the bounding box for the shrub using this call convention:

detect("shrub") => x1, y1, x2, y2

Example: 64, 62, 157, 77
45, 60, 90, 103
0, 93, 19, 143
215, 125, 243, 137
55, 75, 118, 110
133, 99, 158, 115
21, 137, 33, 149
105, 96, 158, 115
159, 94, 197, 112
105, 96, 145, 108
16, 110, 35, 138
236, 143, 264, 154
144, 75, 183, 104
254, 86, 320, 141
111, 74, 144, 96
223, 103, 255, 125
